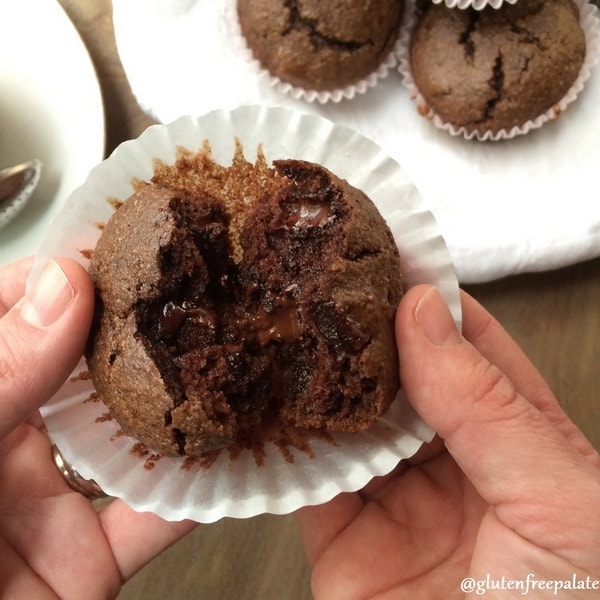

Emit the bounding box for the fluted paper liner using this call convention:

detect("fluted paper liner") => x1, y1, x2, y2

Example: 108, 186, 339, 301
432, 0, 518, 9
34, 106, 460, 523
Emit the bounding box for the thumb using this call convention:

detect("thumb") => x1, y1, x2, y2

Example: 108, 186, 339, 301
0, 259, 94, 439
396, 285, 600, 513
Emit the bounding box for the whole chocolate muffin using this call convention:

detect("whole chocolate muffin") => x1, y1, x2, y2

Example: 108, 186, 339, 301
409, 0, 586, 136
237, 0, 405, 91
86, 152, 403, 458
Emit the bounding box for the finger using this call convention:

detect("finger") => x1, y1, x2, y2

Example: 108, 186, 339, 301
396, 285, 600, 561
295, 493, 363, 567
0, 422, 194, 593
396, 285, 591, 472
98, 499, 197, 581
294, 437, 446, 568
459, 290, 598, 462
460, 290, 552, 403
0, 424, 123, 599
0, 258, 94, 439
0, 257, 34, 317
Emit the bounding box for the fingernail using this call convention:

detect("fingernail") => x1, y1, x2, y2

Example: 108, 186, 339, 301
415, 286, 462, 346
21, 261, 75, 328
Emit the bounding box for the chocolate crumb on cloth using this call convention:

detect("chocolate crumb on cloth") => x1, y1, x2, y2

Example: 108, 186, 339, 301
408, 0, 587, 137
236, 0, 405, 91
86, 143, 403, 460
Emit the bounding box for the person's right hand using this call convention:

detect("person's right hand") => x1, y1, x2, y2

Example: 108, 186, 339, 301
297, 285, 600, 599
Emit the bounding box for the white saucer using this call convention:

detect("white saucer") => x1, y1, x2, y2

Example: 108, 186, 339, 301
0, 0, 104, 266
113, 0, 600, 283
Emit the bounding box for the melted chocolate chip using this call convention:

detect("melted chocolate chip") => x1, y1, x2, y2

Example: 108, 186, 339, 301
159, 301, 216, 337
228, 299, 300, 347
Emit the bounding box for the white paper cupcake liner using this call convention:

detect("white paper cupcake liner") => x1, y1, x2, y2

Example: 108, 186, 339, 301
431, 0, 518, 9
226, 0, 401, 104
397, 0, 600, 141
33, 105, 460, 523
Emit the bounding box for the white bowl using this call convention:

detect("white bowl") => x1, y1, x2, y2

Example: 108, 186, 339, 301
0, 0, 104, 265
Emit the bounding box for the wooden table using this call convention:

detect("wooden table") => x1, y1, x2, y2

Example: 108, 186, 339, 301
58, 2, 600, 598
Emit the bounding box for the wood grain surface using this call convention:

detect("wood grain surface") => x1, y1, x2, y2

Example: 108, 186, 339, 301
57, 1, 600, 598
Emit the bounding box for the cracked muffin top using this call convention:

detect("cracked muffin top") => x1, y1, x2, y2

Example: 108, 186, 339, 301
236, 0, 405, 91
409, 0, 586, 136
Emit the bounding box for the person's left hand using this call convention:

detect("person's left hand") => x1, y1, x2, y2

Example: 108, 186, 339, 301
0, 257, 196, 600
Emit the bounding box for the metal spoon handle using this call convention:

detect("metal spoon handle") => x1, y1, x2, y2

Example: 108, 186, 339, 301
0, 159, 42, 230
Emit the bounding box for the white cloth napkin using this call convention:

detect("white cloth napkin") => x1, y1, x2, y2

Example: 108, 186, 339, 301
113, 0, 600, 283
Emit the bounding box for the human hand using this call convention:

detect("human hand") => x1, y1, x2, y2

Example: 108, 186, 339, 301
0, 257, 195, 600
296, 284, 600, 599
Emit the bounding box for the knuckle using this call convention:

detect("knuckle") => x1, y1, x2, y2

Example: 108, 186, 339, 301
0, 329, 23, 384
0, 326, 33, 410
468, 357, 520, 416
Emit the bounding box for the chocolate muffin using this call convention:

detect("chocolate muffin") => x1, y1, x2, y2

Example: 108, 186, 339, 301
86, 150, 403, 458
409, 0, 586, 136
237, 0, 405, 91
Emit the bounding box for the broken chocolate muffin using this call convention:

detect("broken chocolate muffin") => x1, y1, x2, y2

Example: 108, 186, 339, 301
408, 0, 586, 136
86, 149, 403, 457
236, 0, 405, 91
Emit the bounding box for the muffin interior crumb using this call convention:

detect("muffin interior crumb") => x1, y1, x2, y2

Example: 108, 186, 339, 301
137, 154, 362, 454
